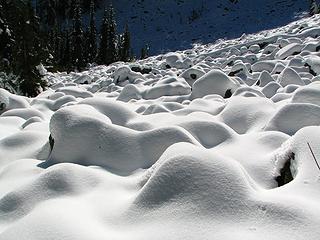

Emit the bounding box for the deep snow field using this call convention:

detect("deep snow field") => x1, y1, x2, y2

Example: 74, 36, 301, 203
2, 14, 320, 240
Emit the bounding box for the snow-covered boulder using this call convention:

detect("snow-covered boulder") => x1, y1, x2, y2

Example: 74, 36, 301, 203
305, 56, 320, 75
164, 53, 193, 69
218, 96, 275, 134
48, 104, 197, 174
191, 70, 240, 99
255, 71, 275, 87
112, 66, 145, 85
265, 103, 320, 135
144, 77, 191, 99
0, 89, 29, 114
73, 74, 92, 84
262, 82, 281, 98
275, 43, 303, 60
291, 82, 320, 106
252, 60, 277, 73
55, 86, 94, 98
117, 84, 142, 102
277, 67, 305, 87
180, 67, 206, 86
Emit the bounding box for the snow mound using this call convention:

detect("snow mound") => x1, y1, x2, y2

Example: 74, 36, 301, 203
135, 143, 255, 208
275, 43, 303, 60
191, 69, 239, 99
0, 89, 29, 114
265, 103, 320, 135
278, 67, 305, 87
2, 14, 320, 240
291, 82, 320, 106
48, 104, 197, 174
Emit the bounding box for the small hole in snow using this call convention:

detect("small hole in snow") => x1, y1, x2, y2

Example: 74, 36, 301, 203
224, 89, 232, 98
276, 153, 294, 187
49, 134, 55, 151
190, 74, 197, 79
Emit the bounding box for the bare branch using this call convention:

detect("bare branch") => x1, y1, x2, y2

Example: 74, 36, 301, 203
307, 142, 320, 172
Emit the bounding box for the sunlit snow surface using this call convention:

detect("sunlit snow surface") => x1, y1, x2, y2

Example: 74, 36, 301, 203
1, 15, 320, 240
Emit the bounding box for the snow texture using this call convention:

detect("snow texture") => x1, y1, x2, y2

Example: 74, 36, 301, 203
1, 13, 320, 240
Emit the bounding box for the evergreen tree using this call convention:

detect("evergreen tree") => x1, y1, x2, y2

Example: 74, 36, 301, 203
130, 48, 135, 61
140, 44, 149, 59
85, 0, 97, 64
119, 24, 131, 62
0, 3, 13, 71
46, 0, 57, 29
71, 2, 85, 70
14, 1, 48, 96
105, 4, 117, 65
57, 0, 69, 21
82, 0, 103, 12
60, 29, 71, 69
53, 26, 62, 66
97, 8, 108, 64
310, 0, 319, 16
97, 4, 118, 65
69, 0, 77, 20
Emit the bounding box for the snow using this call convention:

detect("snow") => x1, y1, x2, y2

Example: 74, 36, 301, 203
191, 69, 240, 99
275, 42, 303, 60
2, 13, 320, 240
277, 67, 305, 87
107, 0, 309, 55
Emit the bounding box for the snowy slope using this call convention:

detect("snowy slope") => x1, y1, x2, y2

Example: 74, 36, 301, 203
1, 13, 320, 240
108, 0, 309, 54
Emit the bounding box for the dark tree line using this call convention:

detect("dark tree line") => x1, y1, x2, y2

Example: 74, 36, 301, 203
0, 0, 48, 96
0, 0, 149, 96
42, 0, 136, 71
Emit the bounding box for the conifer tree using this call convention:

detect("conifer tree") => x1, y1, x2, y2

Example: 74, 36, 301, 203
53, 27, 62, 66
140, 44, 149, 59
15, 1, 48, 96
46, 0, 57, 29
105, 4, 117, 65
57, 0, 69, 21
85, 0, 97, 64
71, 2, 85, 70
69, 0, 77, 20
61, 29, 71, 70
0, 3, 13, 71
119, 24, 131, 62
97, 8, 109, 64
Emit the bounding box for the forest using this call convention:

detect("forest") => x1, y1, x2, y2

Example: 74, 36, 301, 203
0, 0, 149, 96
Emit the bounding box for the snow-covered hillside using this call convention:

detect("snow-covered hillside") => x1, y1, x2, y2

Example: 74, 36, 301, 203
110, 0, 308, 54
1, 13, 320, 240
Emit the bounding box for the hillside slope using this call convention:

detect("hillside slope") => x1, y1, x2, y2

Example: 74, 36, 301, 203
109, 0, 308, 54
1, 13, 320, 240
